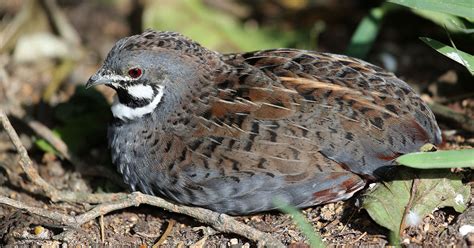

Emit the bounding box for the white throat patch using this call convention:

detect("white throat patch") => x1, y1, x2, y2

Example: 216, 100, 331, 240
111, 85, 164, 120
127, 84, 154, 99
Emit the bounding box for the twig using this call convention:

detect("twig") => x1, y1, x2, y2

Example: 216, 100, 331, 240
190, 235, 209, 248
0, 0, 37, 52
40, 0, 80, 46
100, 214, 105, 243
42, 59, 75, 102
27, 118, 70, 160
0, 109, 60, 200
0, 0, 81, 53
350, 232, 367, 244
0, 193, 284, 247
153, 219, 176, 247
438, 92, 474, 104
429, 103, 474, 132
0, 110, 285, 247
73, 193, 284, 247
400, 178, 420, 236
0, 195, 75, 224
341, 208, 357, 233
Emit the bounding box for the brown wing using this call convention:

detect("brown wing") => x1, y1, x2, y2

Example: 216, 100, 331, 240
212, 49, 441, 175
168, 48, 440, 214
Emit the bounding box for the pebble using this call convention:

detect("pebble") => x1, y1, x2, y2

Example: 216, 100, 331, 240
228, 238, 238, 247
459, 225, 474, 236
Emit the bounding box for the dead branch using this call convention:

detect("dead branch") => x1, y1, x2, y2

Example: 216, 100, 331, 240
0, 192, 284, 247
429, 103, 474, 132
0, 109, 60, 200
79, 192, 284, 247
0, 195, 75, 224
0, 110, 285, 247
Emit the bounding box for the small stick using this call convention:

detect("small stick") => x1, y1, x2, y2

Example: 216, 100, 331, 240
153, 219, 176, 247
0, 110, 60, 200
71, 192, 284, 247
399, 178, 420, 236
350, 232, 367, 244
429, 103, 474, 132
27, 118, 70, 159
100, 215, 105, 243
341, 208, 357, 233
0, 195, 75, 225
0, 193, 284, 247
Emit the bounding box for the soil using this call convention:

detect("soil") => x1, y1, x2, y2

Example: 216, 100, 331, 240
0, 1, 472, 247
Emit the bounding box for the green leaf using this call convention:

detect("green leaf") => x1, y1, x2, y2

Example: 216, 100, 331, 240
420, 37, 474, 75
274, 198, 325, 248
346, 3, 397, 59
411, 9, 468, 32
397, 149, 474, 169
389, 0, 474, 19
363, 169, 470, 239
35, 136, 60, 156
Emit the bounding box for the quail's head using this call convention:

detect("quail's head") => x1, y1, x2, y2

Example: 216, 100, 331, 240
86, 31, 217, 122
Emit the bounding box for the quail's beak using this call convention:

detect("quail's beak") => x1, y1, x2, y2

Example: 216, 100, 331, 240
86, 71, 108, 89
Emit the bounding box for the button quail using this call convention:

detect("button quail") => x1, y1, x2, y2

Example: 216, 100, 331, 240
86, 30, 442, 215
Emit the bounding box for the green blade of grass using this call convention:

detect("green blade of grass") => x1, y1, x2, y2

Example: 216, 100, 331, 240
346, 3, 397, 59
273, 198, 325, 248
420, 37, 474, 75
396, 149, 474, 169
35, 138, 60, 156
389, 0, 474, 19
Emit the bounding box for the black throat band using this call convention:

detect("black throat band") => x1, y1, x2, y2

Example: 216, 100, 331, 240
115, 84, 158, 109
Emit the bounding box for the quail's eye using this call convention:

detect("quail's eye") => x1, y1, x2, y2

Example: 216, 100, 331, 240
128, 68, 142, 79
